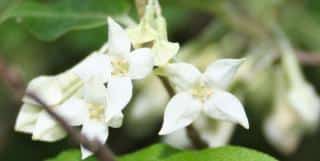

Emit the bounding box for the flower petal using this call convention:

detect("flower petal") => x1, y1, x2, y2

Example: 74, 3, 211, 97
193, 116, 235, 147
108, 17, 131, 56
55, 97, 88, 126
71, 52, 111, 82
80, 120, 109, 159
153, 41, 179, 66
15, 103, 42, 133
163, 128, 192, 149
128, 48, 154, 79
204, 58, 244, 89
127, 23, 158, 48
23, 76, 63, 106
83, 77, 108, 107
204, 90, 249, 129
32, 111, 66, 142
164, 63, 201, 92
159, 92, 202, 135
107, 112, 124, 128
105, 77, 132, 122
264, 105, 302, 154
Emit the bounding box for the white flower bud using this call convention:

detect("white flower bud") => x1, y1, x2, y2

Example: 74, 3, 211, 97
288, 82, 320, 129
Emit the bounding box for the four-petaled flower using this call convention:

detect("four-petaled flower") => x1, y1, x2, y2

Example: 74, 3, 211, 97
15, 71, 85, 142
103, 17, 154, 123
159, 59, 249, 135
69, 17, 154, 159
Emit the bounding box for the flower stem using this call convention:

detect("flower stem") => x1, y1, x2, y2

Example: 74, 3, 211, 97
273, 27, 305, 87
186, 125, 208, 149
158, 76, 174, 97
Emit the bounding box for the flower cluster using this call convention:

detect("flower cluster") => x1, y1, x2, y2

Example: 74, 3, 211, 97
14, 0, 249, 159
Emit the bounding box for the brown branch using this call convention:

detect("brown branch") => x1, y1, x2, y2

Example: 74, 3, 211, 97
0, 57, 25, 100
26, 92, 115, 161
296, 51, 320, 66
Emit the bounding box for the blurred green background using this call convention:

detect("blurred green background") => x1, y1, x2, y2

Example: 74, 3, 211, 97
0, 0, 320, 161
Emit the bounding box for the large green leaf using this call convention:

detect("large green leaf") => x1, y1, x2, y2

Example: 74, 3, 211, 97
119, 144, 180, 161
46, 144, 278, 161
0, 0, 129, 41
161, 146, 278, 161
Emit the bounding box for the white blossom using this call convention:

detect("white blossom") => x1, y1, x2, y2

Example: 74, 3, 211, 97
15, 72, 86, 142
264, 68, 320, 154
163, 116, 235, 149
101, 17, 154, 124
15, 46, 114, 142
159, 59, 249, 135
192, 116, 235, 147
127, 0, 178, 66
288, 82, 320, 129
264, 101, 302, 155
79, 77, 109, 159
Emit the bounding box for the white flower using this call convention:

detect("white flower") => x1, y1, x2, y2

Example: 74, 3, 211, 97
102, 17, 154, 123
159, 59, 249, 135
163, 116, 235, 149
263, 68, 314, 155
15, 47, 113, 142
15, 72, 86, 142
78, 77, 110, 159
192, 116, 235, 147
127, 0, 178, 66
163, 128, 192, 149
71, 51, 111, 84
127, 0, 158, 48
152, 40, 179, 66
264, 101, 302, 155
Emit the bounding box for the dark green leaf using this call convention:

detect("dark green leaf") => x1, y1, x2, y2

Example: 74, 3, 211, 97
119, 144, 180, 161
45, 149, 96, 161
47, 144, 278, 161
0, 0, 129, 41
162, 146, 278, 161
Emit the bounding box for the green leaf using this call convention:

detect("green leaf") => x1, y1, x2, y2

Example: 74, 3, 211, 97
47, 144, 278, 161
0, 0, 129, 41
162, 146, 278, 161
119, 144, 180, 161
45, 149, 96, 161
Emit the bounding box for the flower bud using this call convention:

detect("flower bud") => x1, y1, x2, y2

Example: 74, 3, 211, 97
288, 82, 320, 130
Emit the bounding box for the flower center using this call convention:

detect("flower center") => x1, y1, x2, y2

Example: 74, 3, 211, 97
88, 103, 105, 121
111, 57, 129, 76
191, 83, 213, 102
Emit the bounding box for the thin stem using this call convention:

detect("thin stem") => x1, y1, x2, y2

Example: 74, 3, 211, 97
158, 76, 174, 97
296, 51, 320, 66
273, 28, 305, 86
186, 125, 208, 149
26, 92, 115, 161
